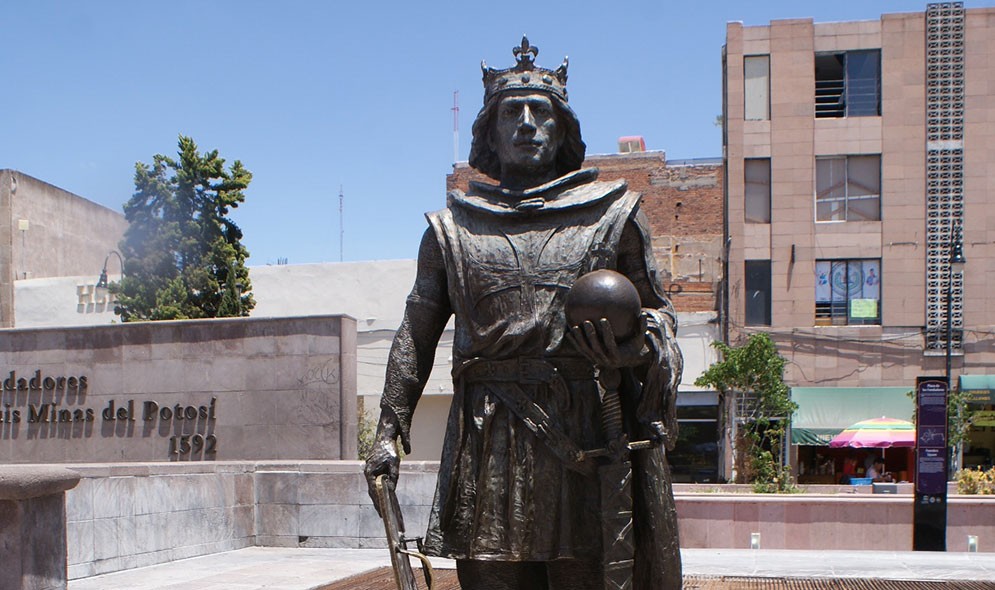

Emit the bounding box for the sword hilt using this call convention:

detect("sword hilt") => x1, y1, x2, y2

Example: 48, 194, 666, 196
598, 367, 624, 442
580, 438, 657, 461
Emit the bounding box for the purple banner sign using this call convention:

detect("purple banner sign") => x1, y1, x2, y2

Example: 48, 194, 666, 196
915, 377, 948, 496
918, 379, 948, 428
917, 447, 947, 494
914, 376, 948, 551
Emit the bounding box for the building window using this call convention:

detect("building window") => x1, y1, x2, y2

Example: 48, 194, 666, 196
816, 155, 881, 222
815, 50, 881, 118
745, 158, 771, 223
745, 260, 771, 326
744, 55, 770, 121
670, 404, 720, 483
815, 259, 880, 326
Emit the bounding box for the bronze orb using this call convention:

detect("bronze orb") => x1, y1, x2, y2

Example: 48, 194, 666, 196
564, 269, 641, 340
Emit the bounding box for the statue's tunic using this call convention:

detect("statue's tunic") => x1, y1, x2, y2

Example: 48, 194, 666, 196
387, 169, 683, 585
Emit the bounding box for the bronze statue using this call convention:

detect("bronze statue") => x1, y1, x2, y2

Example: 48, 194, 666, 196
365, 37, 684, 590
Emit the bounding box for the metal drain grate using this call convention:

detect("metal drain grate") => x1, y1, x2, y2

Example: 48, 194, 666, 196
316, 567, 458, 590
318, 568, 995, 590
684, 577, 995, 590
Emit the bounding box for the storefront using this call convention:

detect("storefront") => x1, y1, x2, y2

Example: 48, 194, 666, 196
959, 375, 995, 470
789, 387, 914, 484
670, 391, 720, 483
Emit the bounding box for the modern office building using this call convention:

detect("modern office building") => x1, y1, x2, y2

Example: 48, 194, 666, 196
723, 2, 995, 479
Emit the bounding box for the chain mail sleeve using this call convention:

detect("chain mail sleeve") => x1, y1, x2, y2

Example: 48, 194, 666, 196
380, 228, 454, 454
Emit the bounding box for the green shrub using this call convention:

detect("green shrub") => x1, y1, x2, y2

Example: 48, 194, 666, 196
956, 466, 995, 494
357, 400, 377, 462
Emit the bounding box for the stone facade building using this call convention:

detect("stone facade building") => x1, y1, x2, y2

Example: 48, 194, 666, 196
723, 3, 995, 478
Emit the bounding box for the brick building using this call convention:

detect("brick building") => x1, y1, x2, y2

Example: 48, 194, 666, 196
723, 3, 995, 480
447, 151, 724, 314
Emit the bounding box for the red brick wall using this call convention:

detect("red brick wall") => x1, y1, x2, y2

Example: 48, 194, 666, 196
445, 152, 724, 312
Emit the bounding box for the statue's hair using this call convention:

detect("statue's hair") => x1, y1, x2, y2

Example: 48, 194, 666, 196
468, 92, 586, 181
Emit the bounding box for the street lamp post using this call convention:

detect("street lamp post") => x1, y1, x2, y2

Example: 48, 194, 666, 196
95, 250, 125, 290
944, 227, 966, 383
945, 225, 966, 474
94, 250, 124, 305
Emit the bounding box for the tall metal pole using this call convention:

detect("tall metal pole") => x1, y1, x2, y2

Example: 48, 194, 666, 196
945, 263, 953, 382
452, 90, 460, 165
945, 224, 966, 386
339, 185, 344, 262
945, 224, 966, 475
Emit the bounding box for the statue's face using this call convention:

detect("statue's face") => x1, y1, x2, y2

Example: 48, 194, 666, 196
490, 91, 562, 176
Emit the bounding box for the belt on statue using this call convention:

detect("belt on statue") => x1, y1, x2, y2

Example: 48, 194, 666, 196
453, 357, 598, 478
455, 356, 594, 384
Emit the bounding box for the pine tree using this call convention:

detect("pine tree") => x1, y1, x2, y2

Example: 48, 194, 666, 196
113, 136, 254, 321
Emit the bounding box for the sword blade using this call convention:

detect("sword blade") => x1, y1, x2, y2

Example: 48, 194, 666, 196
600, 461, 635, 590
376, 475, 421, 590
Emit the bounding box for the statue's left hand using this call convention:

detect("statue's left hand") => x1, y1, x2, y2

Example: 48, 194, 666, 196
364, 413, 402, 516
568, 314, 649, 369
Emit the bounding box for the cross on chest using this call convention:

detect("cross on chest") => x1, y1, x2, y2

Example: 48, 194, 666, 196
499, 228, 579, 317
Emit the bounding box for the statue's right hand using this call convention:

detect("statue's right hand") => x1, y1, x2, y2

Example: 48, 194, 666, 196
364, 434, 400, 516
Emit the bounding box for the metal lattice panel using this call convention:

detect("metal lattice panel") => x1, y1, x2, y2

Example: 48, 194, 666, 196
926, 3, 966, 142
925, 3, 965, 352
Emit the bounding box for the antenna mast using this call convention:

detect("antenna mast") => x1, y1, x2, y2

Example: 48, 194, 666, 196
339, 185, 344, 262
452, 90, 460, 165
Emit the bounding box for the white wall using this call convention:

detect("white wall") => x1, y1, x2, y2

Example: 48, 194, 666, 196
248, 260, 415, 329
677, 312, 722, 392
14, 274, 122, 327
247, 261, 456, 402
14, 260, 420, 331
13, 260, 455, 398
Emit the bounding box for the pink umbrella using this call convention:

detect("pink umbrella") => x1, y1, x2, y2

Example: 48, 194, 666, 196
828, 416, 916, 448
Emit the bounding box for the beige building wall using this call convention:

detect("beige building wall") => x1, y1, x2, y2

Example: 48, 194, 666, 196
724, 9, 995, 389
769, 19, 816, 330
963, 10, 995, 339
0, 170, 127, 328
880, 13, 927, 327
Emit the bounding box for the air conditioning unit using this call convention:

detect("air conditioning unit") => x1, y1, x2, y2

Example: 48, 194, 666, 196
618, 136, 646, 153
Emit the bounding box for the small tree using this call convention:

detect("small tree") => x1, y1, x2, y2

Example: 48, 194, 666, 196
113, 136, 254, 321
948, 388, 975, 474
695, 333, 798, 492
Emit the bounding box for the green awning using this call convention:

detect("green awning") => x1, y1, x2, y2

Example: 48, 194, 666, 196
960, 375, 995, 405
790, 387, 914, 446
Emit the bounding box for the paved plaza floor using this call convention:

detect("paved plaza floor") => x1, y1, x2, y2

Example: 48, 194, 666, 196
68, 547, 995, 590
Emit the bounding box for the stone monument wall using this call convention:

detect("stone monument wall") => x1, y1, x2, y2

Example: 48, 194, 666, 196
0, 315, 357, 463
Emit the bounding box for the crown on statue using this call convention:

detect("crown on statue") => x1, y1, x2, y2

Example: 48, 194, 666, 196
482, 36, 569, 103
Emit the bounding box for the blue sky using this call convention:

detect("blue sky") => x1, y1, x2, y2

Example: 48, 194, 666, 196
3, 1, 989, 265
